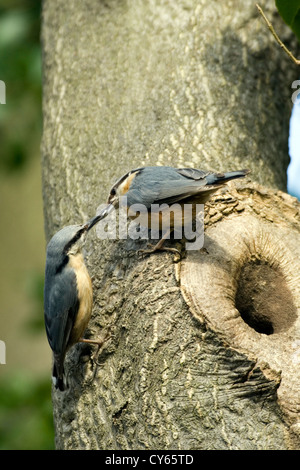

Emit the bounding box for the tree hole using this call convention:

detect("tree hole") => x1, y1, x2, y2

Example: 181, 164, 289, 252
235, 261, 297, 335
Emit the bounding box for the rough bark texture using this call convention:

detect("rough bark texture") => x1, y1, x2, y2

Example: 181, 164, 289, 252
41, 0, 300, 449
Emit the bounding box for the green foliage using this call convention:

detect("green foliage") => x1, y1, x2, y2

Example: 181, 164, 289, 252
24, 270, 45, 333
0, 372, 54, 450
0, 0, 42, 173
276, 0, 300, 42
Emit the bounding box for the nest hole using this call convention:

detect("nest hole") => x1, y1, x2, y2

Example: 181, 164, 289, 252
235, 260, 297, 335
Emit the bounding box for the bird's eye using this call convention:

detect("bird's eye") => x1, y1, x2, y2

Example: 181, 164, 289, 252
111, 188, 116, 196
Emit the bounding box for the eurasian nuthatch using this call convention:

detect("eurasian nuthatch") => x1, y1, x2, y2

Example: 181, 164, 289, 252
44, 210, 107, 391
106, 165, 250, 254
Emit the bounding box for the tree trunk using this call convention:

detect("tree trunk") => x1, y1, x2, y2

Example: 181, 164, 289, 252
41, 0, 300, 449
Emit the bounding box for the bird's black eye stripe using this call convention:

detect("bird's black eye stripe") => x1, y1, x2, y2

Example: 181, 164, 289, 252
111, 167, 142, 194
64, 227, 86, 255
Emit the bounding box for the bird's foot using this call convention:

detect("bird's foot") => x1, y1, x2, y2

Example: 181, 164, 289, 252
79, 331, 114, 365
138, 243, 183, 261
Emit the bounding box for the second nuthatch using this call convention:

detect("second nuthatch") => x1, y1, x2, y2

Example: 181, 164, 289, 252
44, 210, 108, 391
106, 165, 250, 254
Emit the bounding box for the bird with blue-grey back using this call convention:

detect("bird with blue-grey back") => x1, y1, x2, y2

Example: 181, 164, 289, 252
104, 165, 250, 255
43, 209, 109, 391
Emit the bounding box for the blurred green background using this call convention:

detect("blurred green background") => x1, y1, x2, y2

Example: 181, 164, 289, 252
0, 0, 54, 449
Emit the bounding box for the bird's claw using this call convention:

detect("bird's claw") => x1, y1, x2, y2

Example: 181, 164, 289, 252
137, 244, 182, 260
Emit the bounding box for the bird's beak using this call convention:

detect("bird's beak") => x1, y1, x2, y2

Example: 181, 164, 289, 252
85, 203, 114, 231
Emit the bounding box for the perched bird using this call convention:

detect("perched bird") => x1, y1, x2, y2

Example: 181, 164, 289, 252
106, 165, 250, 254
44, 211, 107, 391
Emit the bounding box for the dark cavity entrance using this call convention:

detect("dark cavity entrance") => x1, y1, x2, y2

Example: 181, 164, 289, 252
235, 261, 297, 335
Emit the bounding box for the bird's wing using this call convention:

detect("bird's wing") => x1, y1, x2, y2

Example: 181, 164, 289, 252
126, 176, 211, 208
44, 268, 79, 355
176, 167, 210, 180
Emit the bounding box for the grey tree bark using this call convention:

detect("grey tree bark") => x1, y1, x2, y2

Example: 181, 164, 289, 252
41, 0, 300, 449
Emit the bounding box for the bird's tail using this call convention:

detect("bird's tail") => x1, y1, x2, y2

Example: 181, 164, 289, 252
207, 169, 250, 186
52, 354, 67, 391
